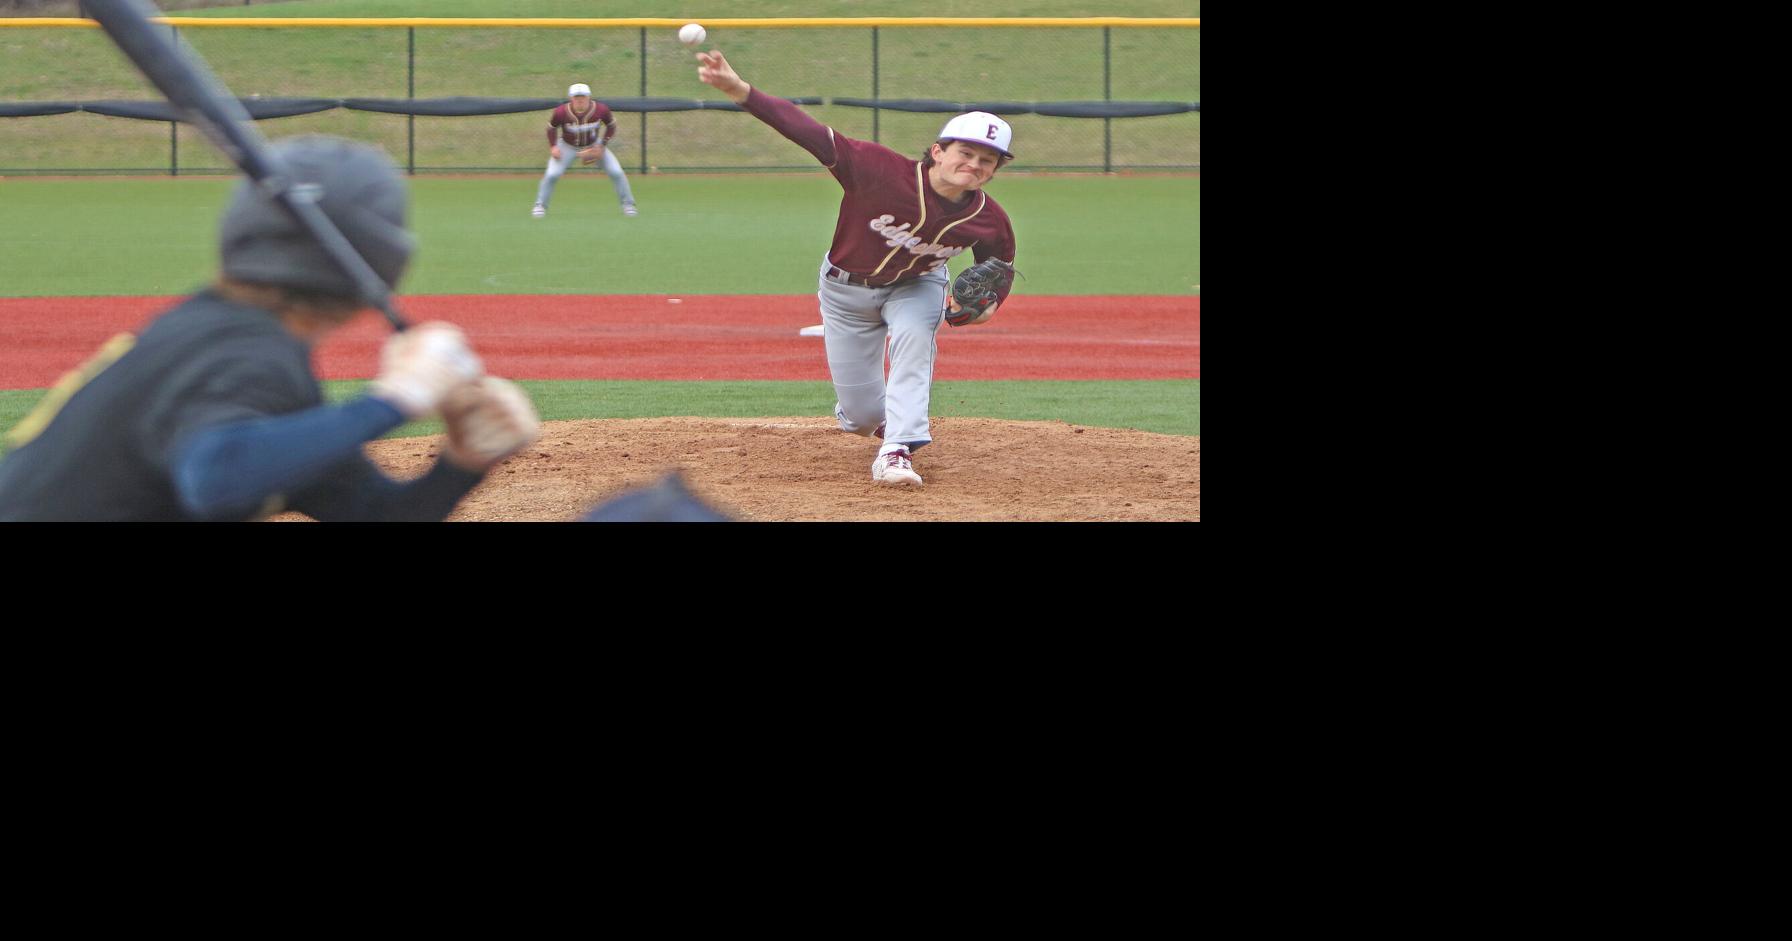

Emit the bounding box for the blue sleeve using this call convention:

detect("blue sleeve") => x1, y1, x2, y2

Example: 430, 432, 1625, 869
285, 453, 487, 522
170, 396, 407, 520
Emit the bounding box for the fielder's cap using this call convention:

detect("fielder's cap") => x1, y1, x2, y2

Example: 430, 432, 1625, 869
568, 83, 591, 97
937, 111, 1015, 159
219, 135, 415, 298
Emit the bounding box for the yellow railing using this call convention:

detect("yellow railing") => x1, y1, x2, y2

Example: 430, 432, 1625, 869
1, 17, 1200, 29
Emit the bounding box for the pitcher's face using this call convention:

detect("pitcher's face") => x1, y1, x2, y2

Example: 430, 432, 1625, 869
933, 141, 1003, 189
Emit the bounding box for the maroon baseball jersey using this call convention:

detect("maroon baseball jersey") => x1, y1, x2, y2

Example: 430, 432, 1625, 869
546, 100, 616, 148
743, 89, 1017, 299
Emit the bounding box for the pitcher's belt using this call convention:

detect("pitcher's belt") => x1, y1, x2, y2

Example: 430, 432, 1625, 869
827, 265, 881, 287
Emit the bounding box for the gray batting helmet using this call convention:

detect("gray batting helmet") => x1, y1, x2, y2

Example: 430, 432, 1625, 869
218, 135, 416, 298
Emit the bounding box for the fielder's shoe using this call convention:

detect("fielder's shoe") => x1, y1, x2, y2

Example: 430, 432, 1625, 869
872, 446, 923, 487
623, 204, 639, 217
874, 422, 885, 439
531, 203, 546, 218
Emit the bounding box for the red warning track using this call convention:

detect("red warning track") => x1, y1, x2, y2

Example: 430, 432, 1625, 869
0, 294, 1199, 389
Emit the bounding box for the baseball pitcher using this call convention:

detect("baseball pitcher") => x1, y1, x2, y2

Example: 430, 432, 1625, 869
696, 50, 1018, 488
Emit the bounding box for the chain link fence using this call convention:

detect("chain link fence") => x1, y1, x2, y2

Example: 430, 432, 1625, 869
0, 20, 1200, 174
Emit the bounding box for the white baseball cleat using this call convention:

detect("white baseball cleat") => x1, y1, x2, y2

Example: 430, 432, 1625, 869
531, 203, 546, 218
872, 446, 923, 487
623, 205, 639, 217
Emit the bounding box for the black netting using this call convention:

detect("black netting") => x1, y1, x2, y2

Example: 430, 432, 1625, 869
0, 102, 78, 117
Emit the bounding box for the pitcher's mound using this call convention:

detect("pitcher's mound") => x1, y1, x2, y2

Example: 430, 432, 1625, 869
354, 416, 1201, 522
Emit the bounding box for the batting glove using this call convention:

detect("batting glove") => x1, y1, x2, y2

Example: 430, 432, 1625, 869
442, 377, 541, 470
369, 322, 484, 418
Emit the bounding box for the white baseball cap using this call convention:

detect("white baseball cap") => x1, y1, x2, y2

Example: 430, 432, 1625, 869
568, 83, 591, 97
937, 112, 1014, 159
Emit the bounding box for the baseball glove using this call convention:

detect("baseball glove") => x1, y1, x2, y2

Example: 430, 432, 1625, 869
578, 146, 602, 165
946, 257, 1018, 327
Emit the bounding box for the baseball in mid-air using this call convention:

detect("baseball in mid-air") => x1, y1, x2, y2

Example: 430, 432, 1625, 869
679, 23, 707, 47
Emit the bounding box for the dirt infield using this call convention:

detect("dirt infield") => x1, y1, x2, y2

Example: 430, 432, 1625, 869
271, 416, 1200, 522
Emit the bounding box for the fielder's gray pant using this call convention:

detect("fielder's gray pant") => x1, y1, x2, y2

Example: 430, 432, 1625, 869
536, 144, 635, 209
817, 254, 949, 452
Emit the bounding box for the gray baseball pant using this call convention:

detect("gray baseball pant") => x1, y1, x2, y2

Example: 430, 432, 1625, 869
536, 144, 635, 209
817, 254, 949, 452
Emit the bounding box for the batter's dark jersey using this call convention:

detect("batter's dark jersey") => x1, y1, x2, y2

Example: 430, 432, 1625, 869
742, 89, 1017, 300
0, 291, 478, 522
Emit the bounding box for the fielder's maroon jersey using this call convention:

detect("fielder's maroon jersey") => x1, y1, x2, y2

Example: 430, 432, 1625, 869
546, 100, 616, 147
743, 88, 1017, 300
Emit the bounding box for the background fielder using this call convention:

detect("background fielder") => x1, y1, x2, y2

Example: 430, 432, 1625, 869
534, 82, 637, 218
696, 49, 1017, 488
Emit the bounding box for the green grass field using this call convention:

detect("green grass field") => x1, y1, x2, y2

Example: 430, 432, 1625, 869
0, 1, 1199, 172
0, 377, 1200, 448
0, 175, 1200, 295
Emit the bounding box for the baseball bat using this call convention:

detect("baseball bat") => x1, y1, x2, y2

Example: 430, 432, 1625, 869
84, 0, 409, 331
